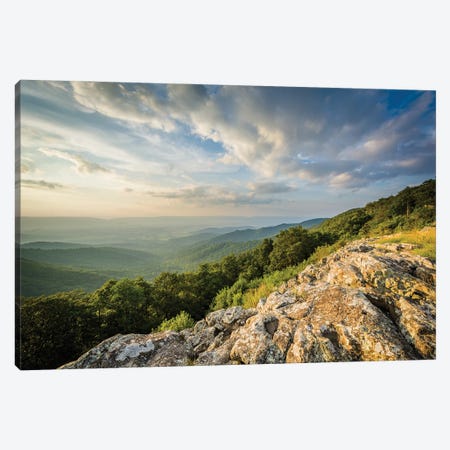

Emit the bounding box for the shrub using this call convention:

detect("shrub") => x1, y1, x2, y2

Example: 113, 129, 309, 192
157, 311, 195, 332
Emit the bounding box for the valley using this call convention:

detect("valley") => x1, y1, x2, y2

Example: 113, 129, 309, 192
18, 218, 326, 296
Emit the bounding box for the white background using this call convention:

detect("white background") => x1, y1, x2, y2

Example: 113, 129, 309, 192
1, 1, 449, 448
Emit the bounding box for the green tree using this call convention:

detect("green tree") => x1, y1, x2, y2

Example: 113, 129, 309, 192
269, 226, 317, 271
220, 254, 241, 285
18, 290, 97, 370
241, 238, 273, 279
107, 277, 152, 333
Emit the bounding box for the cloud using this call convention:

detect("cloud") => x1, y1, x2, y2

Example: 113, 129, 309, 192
291, 159, 364, 188
21, 179, 65, 190
25, 81, 436, 208
20, 157, 35, 174
71, 82, 177, 132
186, 88, 434, 189
167, 84, 208, 111
66, 82, 435, 191
147, 185, 274, 206
20, 125, 66, 150
39, 148, 110, 174
248, 181, 296, 194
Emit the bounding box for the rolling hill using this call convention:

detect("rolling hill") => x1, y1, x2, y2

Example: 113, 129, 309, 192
20, 241, 93, 250
19, 246, 161, 274
18, 258, 111, 297
167, 240, 261, 270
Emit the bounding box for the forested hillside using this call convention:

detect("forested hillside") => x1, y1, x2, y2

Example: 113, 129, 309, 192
316, 178, 435, 238
18, 259, 111, 297
16, 180, 435, 370
20, 247, 160, 273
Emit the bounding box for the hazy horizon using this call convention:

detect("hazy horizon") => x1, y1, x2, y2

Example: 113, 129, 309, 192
18, 214, 323, 220
18, 215, 329, 247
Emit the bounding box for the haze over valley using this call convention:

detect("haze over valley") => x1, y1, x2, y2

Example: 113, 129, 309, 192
18, 216, 326, 296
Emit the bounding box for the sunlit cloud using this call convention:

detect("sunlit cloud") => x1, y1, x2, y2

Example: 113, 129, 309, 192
18, 80, 436, 217
71, 81, 177, 132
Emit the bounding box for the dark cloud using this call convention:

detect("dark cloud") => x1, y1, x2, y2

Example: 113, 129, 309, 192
249, 181, 296, 194
21, 179, 65, 190
167, 84, 208, 110
75, 156, 109, 174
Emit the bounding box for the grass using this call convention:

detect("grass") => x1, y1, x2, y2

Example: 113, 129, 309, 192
241, 227, 436, 309
242, 265, 304, 308
374, 227, 436, 261
241, 239, 348, 308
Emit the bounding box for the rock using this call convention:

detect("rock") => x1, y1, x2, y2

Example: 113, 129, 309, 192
229, 314, 285, 364
285, 285, 415, 363
60, 238, 436, 368
60, 331, 194, 369
204, 306, 256, 329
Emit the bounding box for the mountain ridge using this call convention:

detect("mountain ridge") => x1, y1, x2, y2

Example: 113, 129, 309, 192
210, 219, 327, 244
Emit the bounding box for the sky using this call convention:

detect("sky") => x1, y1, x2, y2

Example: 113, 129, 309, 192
17, 80, 436, 219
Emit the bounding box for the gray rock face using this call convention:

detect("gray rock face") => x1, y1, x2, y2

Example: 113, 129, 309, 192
59, 331, 195, 369
61, 239, 436, 369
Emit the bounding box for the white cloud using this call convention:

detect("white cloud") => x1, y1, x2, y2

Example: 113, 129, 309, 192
71, 81, 177, 132
39, 148, 110, 174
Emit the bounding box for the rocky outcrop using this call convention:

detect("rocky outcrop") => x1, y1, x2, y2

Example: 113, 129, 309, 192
60, 239, 436, 369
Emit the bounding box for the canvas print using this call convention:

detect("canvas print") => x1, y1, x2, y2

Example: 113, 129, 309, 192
15, 81, 436, 370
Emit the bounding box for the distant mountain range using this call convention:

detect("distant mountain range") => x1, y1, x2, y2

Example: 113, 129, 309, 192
210, 218, 327, 243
